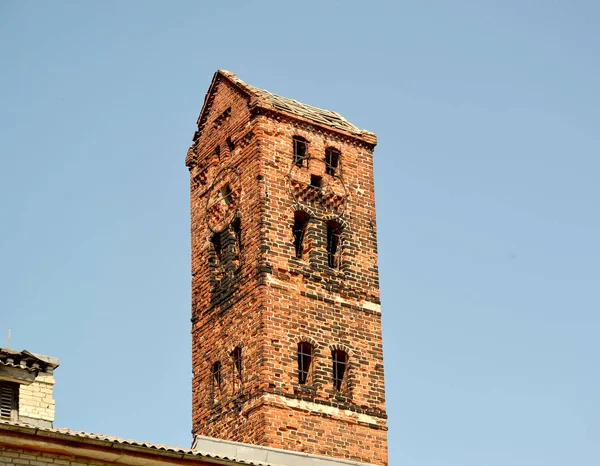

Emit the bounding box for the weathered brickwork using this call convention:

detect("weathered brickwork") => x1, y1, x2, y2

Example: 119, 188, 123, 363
187, 71, 387, 465
18, 372, 56, 426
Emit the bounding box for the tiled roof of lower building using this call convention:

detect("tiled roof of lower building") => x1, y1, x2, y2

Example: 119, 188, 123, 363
0, 421, 377, 466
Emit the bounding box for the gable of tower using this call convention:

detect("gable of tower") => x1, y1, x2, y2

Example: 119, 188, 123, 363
186, 72, 253, 171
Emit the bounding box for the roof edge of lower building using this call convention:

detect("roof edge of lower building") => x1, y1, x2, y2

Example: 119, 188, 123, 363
192, 434, 379, 466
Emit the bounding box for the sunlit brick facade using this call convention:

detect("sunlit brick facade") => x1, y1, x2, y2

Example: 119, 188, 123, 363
186, 71, 388, 465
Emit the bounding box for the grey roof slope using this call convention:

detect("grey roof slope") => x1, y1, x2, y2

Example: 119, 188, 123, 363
215, 70, 375, 141
0, 421, 377, 466
0, 420, 258, 465
253, 88, 362, 135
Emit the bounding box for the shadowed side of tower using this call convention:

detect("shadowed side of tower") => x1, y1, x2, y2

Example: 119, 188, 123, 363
186, 70, 387, 465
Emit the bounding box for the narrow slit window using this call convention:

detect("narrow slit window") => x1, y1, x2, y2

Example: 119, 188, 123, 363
332, 350, 348, 391
211, 361, 222, 393
292, 136, 308, 168
232, 217, 242, 252
232, 346, 242, 380
226, 137, 235, 151
293, 211, 310, 259
326, 221, 343, 268
297, 342, 313, 385
211, 232, 223, 261
325, 148, 340, 176
214, 145, 221, 160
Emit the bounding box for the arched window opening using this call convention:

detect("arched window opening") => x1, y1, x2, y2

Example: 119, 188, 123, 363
326, 221, 343, 268
211, 361, 222, 396
293, 211, 310, 259
292, 136, 308, 168
332, 350, 348, 391
325, 148, 340, 176
297, 342, 313, 385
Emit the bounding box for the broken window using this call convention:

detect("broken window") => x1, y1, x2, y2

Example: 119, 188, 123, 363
332, 350, 348, 391
211, 361, 222, 396
292, 136, 308, 168
297, 342, 313, 385
293, 211, 310, 259
0, 382, 18, 421
326, 220, 343, 268
325, 148, 340, 176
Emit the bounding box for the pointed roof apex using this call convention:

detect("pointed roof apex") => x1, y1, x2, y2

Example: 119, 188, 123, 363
205, 70, 376, 145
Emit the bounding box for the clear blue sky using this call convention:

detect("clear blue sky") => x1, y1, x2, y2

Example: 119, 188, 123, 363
1, 1, 599, 465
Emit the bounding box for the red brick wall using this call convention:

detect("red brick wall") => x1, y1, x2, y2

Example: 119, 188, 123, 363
187, 73, 388, 465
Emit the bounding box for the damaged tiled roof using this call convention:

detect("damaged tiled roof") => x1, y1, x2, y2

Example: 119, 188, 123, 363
253, 88, 362, 135
0, 348, 59, 372
217, 70, 370, 138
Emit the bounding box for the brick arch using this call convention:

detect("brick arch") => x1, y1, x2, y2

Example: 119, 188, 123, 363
323, 143, 342, 152
292, 202, 317, 219
321, 215, 349, 230
328, 343, 353, 358
296, 336, 318, 349
291, 206, 312, 218
228, 341, 245, 355
329, 344, 354, 393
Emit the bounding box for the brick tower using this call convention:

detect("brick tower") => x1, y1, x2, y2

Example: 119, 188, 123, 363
186, 70, 387, 465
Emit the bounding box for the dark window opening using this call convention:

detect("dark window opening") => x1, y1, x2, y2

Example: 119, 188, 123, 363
293, 211, 310, 259
293, 136, 308, 168
215, 145, 221, 160
232, 347, 242, 379
219, 184, 233, 205
211, 361, 222, 393
326, 221, 343, 268
211, 232, 223, 261
232, 217, 242, 252
325, 148, 340, 176
297, 342, 313, 385
310, 175, 322, 189
226, 137, 235, 151
213, 107, 231, 128
0, 382, 18, 421
332, 350, 348, 391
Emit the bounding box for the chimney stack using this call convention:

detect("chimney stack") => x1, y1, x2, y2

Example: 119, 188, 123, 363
0, 348, 59, 427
